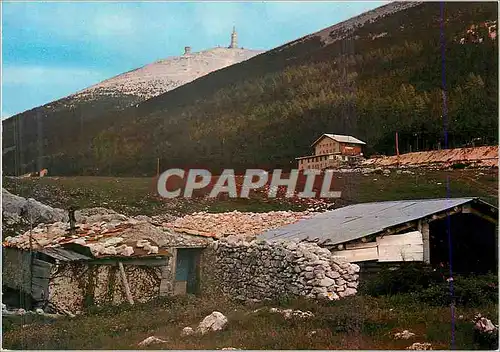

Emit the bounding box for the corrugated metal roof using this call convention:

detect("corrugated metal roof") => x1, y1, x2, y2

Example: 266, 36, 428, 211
259, 198, 485, 245
311, 134, 366, 147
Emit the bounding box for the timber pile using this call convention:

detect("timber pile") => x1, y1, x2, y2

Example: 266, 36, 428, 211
362, 146, 498, 168
165, 210, 315, 239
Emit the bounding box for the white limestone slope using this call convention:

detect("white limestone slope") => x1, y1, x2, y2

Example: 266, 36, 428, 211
72, 47, 264, 101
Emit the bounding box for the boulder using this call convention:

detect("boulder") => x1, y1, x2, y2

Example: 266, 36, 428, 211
137, 336, 166, 346
198, 311, 228, 335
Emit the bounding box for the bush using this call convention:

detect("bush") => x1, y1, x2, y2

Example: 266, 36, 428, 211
360, 262, 443, 296
361, 263, 498, 307
451, 162, 470, 169
416, 274, 498, 307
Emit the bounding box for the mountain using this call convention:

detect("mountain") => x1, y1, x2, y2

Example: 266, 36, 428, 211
2, 30, 263, 175
3, 1, 498, 176
72, 47, 263, 103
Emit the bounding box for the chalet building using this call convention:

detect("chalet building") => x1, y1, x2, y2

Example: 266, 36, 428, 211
296, 134, 366, 170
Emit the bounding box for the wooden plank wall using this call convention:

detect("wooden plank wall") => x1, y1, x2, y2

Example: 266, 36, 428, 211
2, 248, 32, 293
331, 231, 424, 263
377, 231, 424, 262
31, 258, 53, 301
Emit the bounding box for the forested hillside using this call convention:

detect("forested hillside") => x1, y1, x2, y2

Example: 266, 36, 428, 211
3, 1, 498, 176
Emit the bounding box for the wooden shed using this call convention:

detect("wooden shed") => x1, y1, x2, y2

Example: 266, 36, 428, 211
259, 198, 498, 274
2, 217, 214, 313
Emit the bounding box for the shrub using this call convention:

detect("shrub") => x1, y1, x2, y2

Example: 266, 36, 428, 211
451, 162, 470, 169
416, 274, 498, 307
361, 263, 498, 307
360, 262, 442, 296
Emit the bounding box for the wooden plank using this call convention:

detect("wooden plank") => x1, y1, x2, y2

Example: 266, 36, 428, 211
31, 277, 50, 301
376, 231, 423, 245
377, 231, 424, 262
118, 262, 134, 305
422, 223, 430, 264
33, 258, 52, 269
3, 248, 32, 293
87, 257, 169, 267
331, 247, 379, 262
429, 208, 462, 222
32, 264, 52, 279
377, 245, 423, 262
346, 242, 378, 250
469, 208, 498, 224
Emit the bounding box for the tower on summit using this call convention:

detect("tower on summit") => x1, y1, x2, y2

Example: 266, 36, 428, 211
229, 26, 238, 49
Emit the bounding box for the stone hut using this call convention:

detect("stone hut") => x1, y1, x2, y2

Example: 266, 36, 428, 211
2, 215, 213, 313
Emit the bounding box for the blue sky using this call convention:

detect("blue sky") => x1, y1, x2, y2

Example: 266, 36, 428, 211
2, 1, 386, 118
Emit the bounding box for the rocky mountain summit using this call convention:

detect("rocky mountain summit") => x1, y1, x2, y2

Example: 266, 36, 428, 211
72, 47, 263, 102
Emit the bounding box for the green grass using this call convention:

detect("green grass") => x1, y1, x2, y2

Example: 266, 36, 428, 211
2, 169, 498, 350
3, 168, 497, 219
2, 294, 497, 350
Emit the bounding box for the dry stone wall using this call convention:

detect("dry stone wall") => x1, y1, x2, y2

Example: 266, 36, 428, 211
203, 236, 360, 301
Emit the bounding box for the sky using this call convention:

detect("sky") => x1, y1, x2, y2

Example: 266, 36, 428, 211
1, 1, 386, 118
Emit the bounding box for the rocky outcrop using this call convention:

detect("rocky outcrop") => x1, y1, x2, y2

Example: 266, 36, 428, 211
2, 188, 67, 225
205, 236, 359, 301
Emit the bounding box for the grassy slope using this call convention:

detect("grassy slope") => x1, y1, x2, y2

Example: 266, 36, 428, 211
3, 2, 498, 176
2, 295, 498, 350
2, 170, 498, 349
3, 169, 497, 218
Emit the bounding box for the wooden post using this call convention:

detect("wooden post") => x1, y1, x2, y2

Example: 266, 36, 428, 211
395, 132, 400, 157
118, 262, 134, 305
395, 131, 400, 167
421, 221, 430, 264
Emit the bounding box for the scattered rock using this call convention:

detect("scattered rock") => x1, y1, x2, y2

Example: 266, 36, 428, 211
197, 311, 228, 335
137, 336, 166, 347
406, 342, 432, 350
307, 330, 318, 337
394, 330, 416, 339
269, 308, 314, 319
165, 210, 315, 240
181, 327, 195, 337
473, 313, 498, 334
